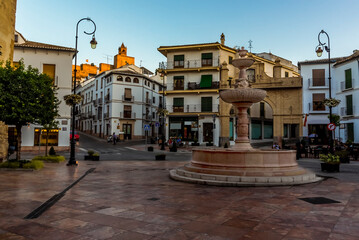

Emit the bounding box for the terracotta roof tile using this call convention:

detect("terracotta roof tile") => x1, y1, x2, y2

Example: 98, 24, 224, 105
15, 41, 76, 52
334, 51, 359, 66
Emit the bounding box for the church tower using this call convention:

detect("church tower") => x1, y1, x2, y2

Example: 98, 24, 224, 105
114, 43, 135, 68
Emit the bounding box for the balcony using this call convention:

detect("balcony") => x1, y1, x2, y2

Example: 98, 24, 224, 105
340, 79, 354, 91
122, 95, 134, 102
167, 104, 219, 113
98, 98, 103, 105
93, 99, 98, 106
307, 78, 328, 89
144, 114, 151, 121
341, 107, 354, 116
145, 98, 152, 105
120, 112, 136, 119
308, 103, 329, 113
104, 112, 110, 119
159, 58, 220, 70
166, 81, 220, 91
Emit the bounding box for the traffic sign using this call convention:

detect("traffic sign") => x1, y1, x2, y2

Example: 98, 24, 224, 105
155, 122, 160, 128
144, 124, 150, 131
327, 123, 336, 131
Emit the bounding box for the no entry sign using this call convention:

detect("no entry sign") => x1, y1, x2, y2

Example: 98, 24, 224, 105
327, 123, 336, 131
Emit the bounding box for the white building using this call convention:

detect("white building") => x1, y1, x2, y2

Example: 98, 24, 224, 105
77, 64, 165, 140
12, 31, 75, 150
299, 50, 359, 144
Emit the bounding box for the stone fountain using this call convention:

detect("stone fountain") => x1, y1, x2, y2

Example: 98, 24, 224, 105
170, 47, 321, 186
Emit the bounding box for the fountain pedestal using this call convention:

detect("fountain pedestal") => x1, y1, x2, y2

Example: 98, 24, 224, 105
169, 47, 321, 186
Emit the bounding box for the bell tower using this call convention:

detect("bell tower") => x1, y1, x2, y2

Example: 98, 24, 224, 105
119, 43, 127, 56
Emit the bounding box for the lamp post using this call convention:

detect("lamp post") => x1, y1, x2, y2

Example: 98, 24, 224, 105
315, 29, 333, 153
68, 18, 97, 166
160, 73, 166, 150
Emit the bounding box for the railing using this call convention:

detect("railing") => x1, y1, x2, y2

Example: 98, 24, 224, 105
145, 98, 152, 105
307, 78, 328, 88
104, 112, 109, 119
340, 79, 354, 91
166, 81, 220, 91
144, 114, 151, 121
308, 102, 329, 112
159, 58, 220, 70
166, 104, 219, 113
98, 98, 103, 105
93, 100, 98, 106
120, 112, 136, 119
341, 107, 354, 116
122, 95, 134, 102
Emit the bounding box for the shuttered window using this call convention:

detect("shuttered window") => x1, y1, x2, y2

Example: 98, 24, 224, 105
346, 95, 353, 115
174, 55, 184, 68
173, 98, 184, 112
202, 53, 213, 66
313, 93, 325, 111
201, 97, 212, 112
124, 88, 132, 100
173, 76, 184, 90
200, 75, 212, 88
312, 69, 325, 86
345, 69, 352, 89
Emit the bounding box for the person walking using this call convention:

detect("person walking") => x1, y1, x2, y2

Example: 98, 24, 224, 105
113, 132, 117, 145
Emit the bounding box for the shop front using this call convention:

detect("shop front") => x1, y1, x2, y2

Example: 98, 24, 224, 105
169, 116, 198, 141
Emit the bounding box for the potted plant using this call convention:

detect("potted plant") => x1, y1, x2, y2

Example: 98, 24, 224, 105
320, 153, 340, 172
191, 137, 200, 146
84, 150, 100, 161
155, 154, 166, 160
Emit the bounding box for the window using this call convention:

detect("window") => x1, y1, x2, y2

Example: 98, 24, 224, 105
173, 98, 184, 112
174, 55, 184, 68
283, 124, 299, 138
251, 120, 262, 140
124, 105, 132, 118
285, 71, 289, 77
229, 56, 233, 64
347, 123, 354, 142
117, 76, 123, 81
14, 34, 18, 43
133, 78, 139, 83
173, 76, 184, 90
101, 77, 103, 89
153, 97, 155, 104
346, 95, 353, 115
43, 64, 55, 84
247, 69, 255, 82
159, 96, 163, 107
124, 88, 132, 101
313, 93, 325, 111
201, 53, 213, 67
260, 102, 265, 117
96, 80, 98, 90
312, 69, 325, 86
201, 97, 212, 112
125, 77, 131, 83
200, 75, 212, 88
153, 83, 155, 90
345, 69, 352, 89
152, 112, 156, 119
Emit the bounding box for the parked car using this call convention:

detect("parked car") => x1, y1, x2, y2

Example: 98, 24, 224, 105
70, 132, 80, 141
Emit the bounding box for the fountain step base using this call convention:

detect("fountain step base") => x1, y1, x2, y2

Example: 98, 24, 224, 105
170, 167, 322, 187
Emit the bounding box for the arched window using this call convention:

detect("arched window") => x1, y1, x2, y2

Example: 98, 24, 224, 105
133, 78, 139, 83
125, 77, 131, 82
117, 76, 123, 81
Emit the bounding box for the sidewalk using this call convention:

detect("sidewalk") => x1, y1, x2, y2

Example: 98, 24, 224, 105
1, 159, 359, 239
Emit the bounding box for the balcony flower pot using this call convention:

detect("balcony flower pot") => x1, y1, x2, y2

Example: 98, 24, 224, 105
155, 154, 166, 160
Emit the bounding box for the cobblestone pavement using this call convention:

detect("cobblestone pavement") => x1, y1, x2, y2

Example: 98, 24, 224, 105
1, 159, 359, 239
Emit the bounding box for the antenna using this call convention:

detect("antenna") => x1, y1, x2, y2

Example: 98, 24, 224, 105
140, 60, 142, 67
103, 54, 112, 64
248, 40, 253, 53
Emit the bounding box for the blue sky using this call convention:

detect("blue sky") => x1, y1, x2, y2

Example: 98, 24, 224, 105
15, 0, 359, 72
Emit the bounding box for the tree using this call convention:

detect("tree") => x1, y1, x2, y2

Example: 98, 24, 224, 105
0, 61, 59, 160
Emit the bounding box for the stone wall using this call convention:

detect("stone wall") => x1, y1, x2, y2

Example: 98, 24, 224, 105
0, 121, 8, 162
0, 0, 17, 64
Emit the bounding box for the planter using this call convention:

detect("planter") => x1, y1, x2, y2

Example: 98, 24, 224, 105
155, 155, 166, 160
148, 146, 154, 152
84, 155, 100, 161
191, 143, 200, 146
206, 143, 213, 146
321, 163, 340, 172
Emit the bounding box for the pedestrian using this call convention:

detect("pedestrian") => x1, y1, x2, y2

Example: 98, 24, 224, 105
113, 132, 116, 145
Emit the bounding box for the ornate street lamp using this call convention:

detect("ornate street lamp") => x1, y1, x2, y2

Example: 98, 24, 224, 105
68, 18, 97, 166
316, 29, 334, 153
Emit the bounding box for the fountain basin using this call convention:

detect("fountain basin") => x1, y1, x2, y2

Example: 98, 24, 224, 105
231, 58, 255, 68
220, 88, 266, 103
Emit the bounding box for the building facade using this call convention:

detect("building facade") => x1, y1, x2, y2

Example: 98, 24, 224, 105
76, 65, 164, 140
158, 35, 301, 147
12, 31, 76, 150
0, 0, 17, 64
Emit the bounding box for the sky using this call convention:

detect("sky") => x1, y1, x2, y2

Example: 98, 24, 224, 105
15, 0, 359, 73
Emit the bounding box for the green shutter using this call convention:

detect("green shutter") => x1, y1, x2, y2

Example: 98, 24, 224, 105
174, 55, 184, 61
173, 98, 184, 107
347, 123, 354, 142
345, 69, 352, 89
201, 97, 212, 112
200, 75, 212, 88
202, 53, 213, 59
346, 95, 353, 115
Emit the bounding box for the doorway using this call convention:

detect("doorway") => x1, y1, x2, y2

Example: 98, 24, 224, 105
123, 124, 132, 140
203, 123, 213, 142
